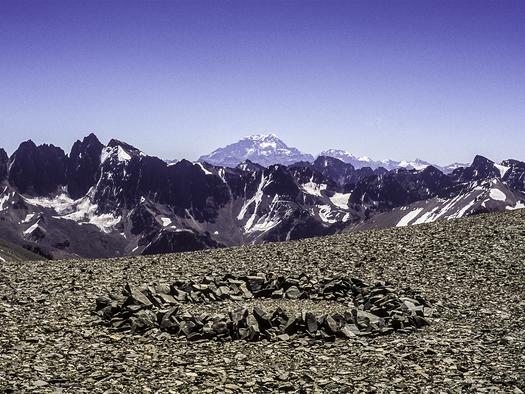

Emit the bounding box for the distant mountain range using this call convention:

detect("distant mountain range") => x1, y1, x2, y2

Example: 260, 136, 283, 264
0, 132, 523, 260
196, 134, 468, 173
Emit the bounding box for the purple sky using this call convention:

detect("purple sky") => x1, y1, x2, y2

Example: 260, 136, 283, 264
1, 0, 524, 165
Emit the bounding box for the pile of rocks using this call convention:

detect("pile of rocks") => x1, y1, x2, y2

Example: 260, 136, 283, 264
95, 273, 432, 341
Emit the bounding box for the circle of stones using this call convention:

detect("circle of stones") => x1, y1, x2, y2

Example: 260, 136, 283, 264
95, 272, 432, 342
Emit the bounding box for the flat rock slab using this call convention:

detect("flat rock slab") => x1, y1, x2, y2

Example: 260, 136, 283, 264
1, 210, 525, 392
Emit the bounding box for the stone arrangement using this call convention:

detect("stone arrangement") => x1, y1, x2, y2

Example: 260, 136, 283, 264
95, 273, 432, 341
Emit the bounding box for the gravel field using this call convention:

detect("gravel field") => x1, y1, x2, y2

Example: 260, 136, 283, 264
1, 210, 524, 393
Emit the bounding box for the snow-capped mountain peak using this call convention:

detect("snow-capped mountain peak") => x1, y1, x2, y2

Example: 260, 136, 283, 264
320, 150, 454, 173
243, 133, 279, 141
199, 133, 314, 168
396, 158, 433, 171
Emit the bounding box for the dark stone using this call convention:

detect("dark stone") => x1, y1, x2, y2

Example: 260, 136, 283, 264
277, 333, 290, 341
238, 328, 250, 339
324, 316, 340, 335
272, 288, 284, 298
319, 330, 336, 342
283, 316, 299, 335
253, 307, 272, 330
159, 306, 179, 330
246, 315, 261, 341
157, 293, 178, 305
305, 312, 318, 333
179, 320, 197, 336
212, 320, 229, 336
229, 308, 248, 324
411, 315, 430, 328
130, 310, 157, 333
95, 296, 112, 311
173, 289, 188, 302
340, 324, 358, 338
245, 276, 266, 292
285, 285, 302, 299
124, 284, 152, 307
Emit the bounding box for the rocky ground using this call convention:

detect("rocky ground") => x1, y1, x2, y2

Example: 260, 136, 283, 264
1, 210, 524, 393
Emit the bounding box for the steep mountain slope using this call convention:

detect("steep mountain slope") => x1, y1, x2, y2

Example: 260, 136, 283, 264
0, 238, 43, 262
198, 134, 314, 167
354, 157, 525, 230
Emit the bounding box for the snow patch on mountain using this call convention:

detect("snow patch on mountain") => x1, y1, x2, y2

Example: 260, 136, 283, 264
318, 205, 337, 223
24, 194, 121, 233
443, 163, 468, 173
506, 201, 525, 210
59, 198, 121, 233
23, 221, 40, 235
494, 163, 510, 178
329, 192, 351, 209
101, 145, 131, 164
238, 173, 273, 231
397, 159, 431, 171
24, 194, 77, 214
21, 213, 35, 223
489, 188, 506, 201
301, 177, 328, 197
396, 208, 424, 227
0, 192, 12, 211
160, 217, 173, 227
196, 162, 212, 175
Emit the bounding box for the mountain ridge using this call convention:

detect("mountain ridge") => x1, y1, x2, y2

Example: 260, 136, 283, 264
0, 132, 524, 260
197, 133, 469, 173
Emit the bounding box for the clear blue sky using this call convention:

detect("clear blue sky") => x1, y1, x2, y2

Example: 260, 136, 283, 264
1, 0, 524, 165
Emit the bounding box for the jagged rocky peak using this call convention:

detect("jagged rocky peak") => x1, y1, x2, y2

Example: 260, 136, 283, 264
319, 149, 369, 168
417, 165, 454, 191
398, 158, 434, 170
501, 159, 525, 191
442, 162, 468, 173
350, 163, 454, 209
0, 148, 8, 182
309, 155, 356, 185
453, 154, 504, 182
8, 140, 68, 196
472, 154, 494, 167
236, 159, 266, 172
320, 149, 449, 172
198, 133, 314, 168
313, 155, 354, 170
67, 133, 104, 199
320, 149, 358, 161
107, 138, 142, 153
101, 139, 144, 164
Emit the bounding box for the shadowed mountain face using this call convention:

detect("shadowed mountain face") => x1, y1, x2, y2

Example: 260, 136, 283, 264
349, 165, 454, 209
0, 133, 524, 260
67, 133, 104, 199
0, 149, 8, 182
8, 141, 68, 196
